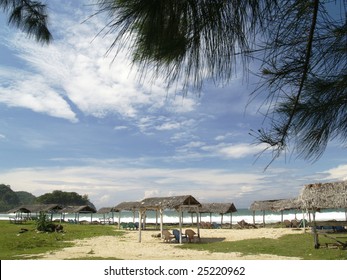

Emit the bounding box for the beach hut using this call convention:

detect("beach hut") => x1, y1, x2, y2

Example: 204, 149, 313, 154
59, 205, 96, 223
7, 204, 63, 221
250, 199, 301, 227
138, 195, 201, 243
7, 206, 31, 223
196, 203, 237, 228
299, 181, 347, 248
97, 207, 118, 224
114, 201, 142, 229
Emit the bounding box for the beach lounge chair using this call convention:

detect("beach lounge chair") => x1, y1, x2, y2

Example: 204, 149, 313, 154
283, 219, 292, 228
212, 222, 221, 229
291, 219, 299, 228
237, 220, 257, 229
162, 229, 175, 243
172, 229, 187, 243
185, 229, 200, 243
128, 222, 137, 230
120, 222, 128, 229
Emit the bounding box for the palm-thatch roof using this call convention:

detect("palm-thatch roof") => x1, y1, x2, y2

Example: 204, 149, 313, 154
140, 195, 201, 211
250, 198, 301, 212
97, 207, 118, 214
197, 203, 237, 214
273, 198, 302, 211
59, 205, 96, 213
7, 204, 62, 214
114, 201, 141, 211
299, 181, 347, 210
249, 198, 302, 226
7, 206, 31, 214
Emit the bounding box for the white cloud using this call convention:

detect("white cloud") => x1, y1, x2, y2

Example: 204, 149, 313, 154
215, 132, 235, 141
0, 3, 198, 129
202, 142, 269, 159
323, 164, 347, 181
0, 68, 78, 122
113, 126, 128, 130
155, 121, 181, 131
0, 162, 268, 209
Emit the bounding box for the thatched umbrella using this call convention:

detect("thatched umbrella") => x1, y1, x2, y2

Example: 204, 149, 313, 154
8, 204, 63, 221
197, 203, 237, 228
138, 195, 201, 243
300, 181, 347, 210
250, 199, 301, 227
7, 206, 31, 221
97, 207, 118, 224
299, 180, 347, 248
114, 201, 141, 228
59, 205, 96, 223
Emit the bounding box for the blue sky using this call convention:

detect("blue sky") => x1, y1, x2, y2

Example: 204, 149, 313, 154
0, 0, 346, 209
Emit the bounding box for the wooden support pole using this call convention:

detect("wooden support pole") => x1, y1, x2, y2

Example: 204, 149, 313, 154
138, 209, 142, 243
160, 208, 163, 240
179, 207, 183, 244
312, 211, 319, 249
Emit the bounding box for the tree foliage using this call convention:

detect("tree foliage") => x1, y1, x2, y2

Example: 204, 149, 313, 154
95, 0, 347, 163
0, 0, 52, 43
15, 191, 36, 205
35, 190, 94, 208
251, 0, 347, 164
1, 0, 346, 164
0, 184, 20, 212
95, 0, 277, 90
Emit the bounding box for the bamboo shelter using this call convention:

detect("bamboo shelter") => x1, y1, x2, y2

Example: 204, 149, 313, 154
59, 205, 96, 223
97, 207, 118, 224
138, 195, 201, 243
299, 181, 347, 248
196, 203, 237, 228
114, 201, 142, 229
7, 204, 63, 221
250, 199, 301, 227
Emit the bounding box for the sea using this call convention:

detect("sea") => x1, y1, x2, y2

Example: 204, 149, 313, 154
1, 208, 346, 225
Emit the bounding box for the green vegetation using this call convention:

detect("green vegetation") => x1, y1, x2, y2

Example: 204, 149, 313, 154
181, 232, 347, 260
0, 184, 95, 212
1, 220, 346, 260
36, 190, 95, 209
0, 220, 123, 260
0, 184, 21, 212
15, 191, 36, 205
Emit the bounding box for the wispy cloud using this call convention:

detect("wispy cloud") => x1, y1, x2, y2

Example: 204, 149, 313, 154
323, 164, 347, 181
0, 3, 198, 129
2, 158, 327, 208
202, 142, 268, 159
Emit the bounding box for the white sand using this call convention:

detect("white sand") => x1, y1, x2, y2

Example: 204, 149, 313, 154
38, 227, 303, 260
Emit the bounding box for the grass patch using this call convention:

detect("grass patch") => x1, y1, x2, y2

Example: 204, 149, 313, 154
0, 220, 124, 260
1, 221, 346, 260
180, 232, 347, 260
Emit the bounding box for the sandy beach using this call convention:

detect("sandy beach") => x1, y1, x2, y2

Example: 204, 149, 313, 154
39, 227, 302, 260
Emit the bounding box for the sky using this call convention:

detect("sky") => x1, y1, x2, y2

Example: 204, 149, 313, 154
0, 0, 346, 210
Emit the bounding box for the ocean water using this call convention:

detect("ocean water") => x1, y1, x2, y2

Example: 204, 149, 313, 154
1, 208, 346, 224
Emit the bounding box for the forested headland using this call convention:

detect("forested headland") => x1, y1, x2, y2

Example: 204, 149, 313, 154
0, 184, 95, 212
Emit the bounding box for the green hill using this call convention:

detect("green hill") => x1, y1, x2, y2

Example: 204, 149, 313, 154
0, 184, 21, 212
0, 185, 95, 212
